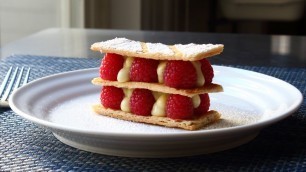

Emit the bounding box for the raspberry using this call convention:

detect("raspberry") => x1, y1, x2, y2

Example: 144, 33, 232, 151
166, 94, 193, 119
100, 53, 124, 81
100, 86, 124, 110
130, 89, 155, 116
200, 59, 214, 84
130, 58, 159, 82
194, 93, 210, 115
163, 61, 197, 89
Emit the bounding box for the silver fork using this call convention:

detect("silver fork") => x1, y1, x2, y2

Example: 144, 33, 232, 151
0, 67, 31, 107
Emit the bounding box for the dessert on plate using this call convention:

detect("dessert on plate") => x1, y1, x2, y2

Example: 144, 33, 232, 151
91, 37, 224, 130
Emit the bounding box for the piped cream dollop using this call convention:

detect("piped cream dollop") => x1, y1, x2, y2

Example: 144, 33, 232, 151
192, 95, 201, 108
191, 61, 205, 86
151, 94, 168, 117
120, 88, 133, 112
117, 57, 134, 82
157, 61, 167, 83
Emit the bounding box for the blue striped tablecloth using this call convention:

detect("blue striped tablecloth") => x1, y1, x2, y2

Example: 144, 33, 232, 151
0, 55, 305, 171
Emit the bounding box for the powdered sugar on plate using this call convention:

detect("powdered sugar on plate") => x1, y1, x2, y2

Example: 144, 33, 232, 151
47, 93, 262, 133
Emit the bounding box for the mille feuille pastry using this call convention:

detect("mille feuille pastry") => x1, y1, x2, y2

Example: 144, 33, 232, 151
91, 37, 224, 130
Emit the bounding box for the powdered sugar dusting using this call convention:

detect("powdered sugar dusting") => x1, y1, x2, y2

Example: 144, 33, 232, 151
146, 43, 174, 55
205, 103, 261, 130
174, 43, 222, 58
99, 37, 142, 53
96, 38, 223, 60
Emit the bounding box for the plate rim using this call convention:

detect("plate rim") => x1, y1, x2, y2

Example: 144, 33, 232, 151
9, 66, 303, 138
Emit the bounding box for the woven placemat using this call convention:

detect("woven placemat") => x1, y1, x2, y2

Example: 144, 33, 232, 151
0, 55, 305, 171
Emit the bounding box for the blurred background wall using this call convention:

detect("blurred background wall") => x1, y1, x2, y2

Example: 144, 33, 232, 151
0, 0, 305, 46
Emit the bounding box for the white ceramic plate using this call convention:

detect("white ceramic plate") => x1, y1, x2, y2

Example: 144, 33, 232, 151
9, 66, 303, 158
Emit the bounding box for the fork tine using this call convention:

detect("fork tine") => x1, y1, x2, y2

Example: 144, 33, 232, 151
22, 68, 31, 86
13, 67, 24, 91
0, 67, 13, 97
1, 67, 19, 101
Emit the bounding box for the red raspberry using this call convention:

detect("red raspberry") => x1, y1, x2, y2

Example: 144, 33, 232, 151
100, 86, 124, 110
200, 59, 214, 84
130, 58, 159, 82
130, 89, 155, 116
100, 53, 124, 81
166, 94, 193, 120
194, 93, 210, 115
163, 61, 197, 89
